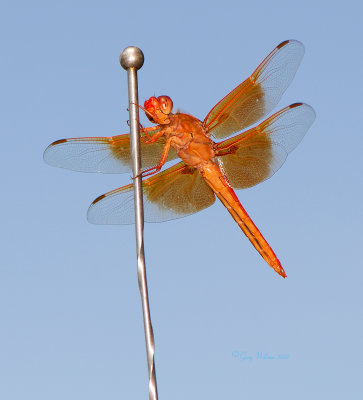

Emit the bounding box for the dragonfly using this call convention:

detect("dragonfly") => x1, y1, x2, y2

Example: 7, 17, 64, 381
44, 39, 315, 278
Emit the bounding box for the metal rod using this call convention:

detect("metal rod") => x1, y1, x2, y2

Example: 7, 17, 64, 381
120, 47, 158, 400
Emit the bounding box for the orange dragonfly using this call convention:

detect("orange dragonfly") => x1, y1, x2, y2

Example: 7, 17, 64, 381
44, 40, 315, 278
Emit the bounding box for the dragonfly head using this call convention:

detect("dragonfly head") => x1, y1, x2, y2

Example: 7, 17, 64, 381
144, 95, 173, 124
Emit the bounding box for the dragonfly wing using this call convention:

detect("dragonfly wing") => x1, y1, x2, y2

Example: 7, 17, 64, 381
216, 103, 316, 189
87, 162, 216, 224
204, 40, 305, 139
43, 129, 178, 173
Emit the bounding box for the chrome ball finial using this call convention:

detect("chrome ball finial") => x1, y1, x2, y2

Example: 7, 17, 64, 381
120, 46, 144, 70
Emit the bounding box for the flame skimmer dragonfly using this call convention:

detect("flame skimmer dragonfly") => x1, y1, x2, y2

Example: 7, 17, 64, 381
44, 39, 315, 278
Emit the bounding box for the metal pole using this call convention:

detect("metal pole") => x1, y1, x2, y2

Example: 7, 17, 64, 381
120, 47, 158, 400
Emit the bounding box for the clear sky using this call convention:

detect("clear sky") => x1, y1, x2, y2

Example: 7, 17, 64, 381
1, 0, 362, 399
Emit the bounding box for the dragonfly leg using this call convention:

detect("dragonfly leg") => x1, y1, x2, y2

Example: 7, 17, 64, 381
140, 128, 164, 144
137, 137, 172, 179
137, 165, 162, 178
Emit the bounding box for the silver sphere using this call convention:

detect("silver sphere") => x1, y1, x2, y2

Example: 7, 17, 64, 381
120, 47, 144, 70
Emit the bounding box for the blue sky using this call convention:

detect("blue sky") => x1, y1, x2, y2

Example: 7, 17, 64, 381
1, 1, 362, 399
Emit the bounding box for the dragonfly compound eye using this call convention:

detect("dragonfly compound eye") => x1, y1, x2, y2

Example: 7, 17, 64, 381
157, 96, 173, 115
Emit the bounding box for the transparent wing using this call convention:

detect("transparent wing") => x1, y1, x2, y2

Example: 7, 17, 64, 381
43, 128, 178, 174
216, 103, 316, 189
87, 162, 216, 224
204, 40, 305, 139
